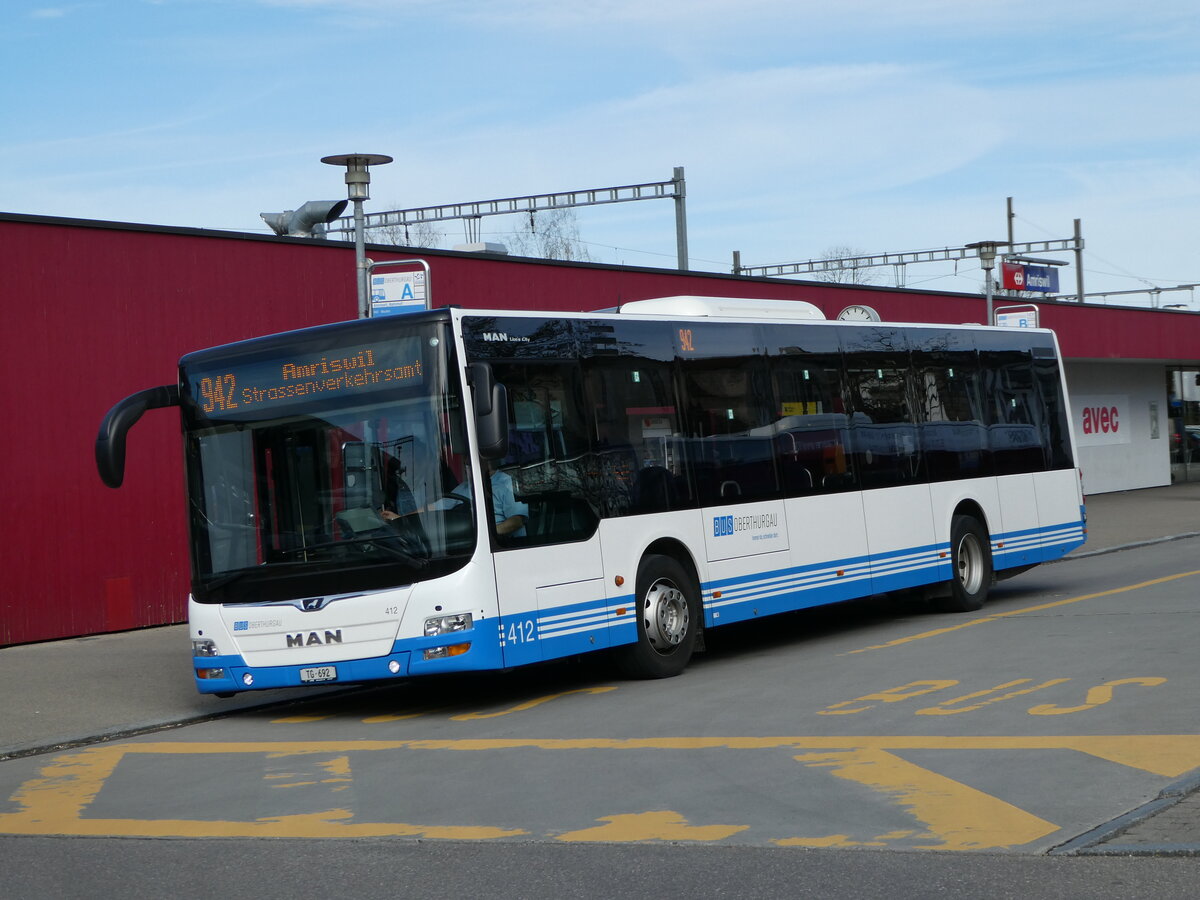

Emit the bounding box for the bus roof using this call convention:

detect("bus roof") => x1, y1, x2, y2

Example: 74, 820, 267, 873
614, 295, 826, 320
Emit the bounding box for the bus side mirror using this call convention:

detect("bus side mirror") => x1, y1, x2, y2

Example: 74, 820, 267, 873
96, 385, 180, 488
469, 363, 509, 460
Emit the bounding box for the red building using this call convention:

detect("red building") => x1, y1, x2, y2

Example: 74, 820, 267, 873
3, 212, 1198, 645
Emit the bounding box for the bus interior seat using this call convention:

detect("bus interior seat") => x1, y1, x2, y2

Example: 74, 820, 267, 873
522, 491, 597, 544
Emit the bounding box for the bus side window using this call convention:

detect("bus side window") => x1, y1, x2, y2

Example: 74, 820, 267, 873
844, 357, 920, 489
1033, 346, 1074, 470
981, 349, 1044, 475
488, 362, 598, 546
679, 355, 779, 506
769, 355, 854, 495
582, 356, 692, 514
915, 353, 990, 481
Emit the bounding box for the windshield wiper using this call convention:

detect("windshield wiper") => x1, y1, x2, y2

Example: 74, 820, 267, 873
202, 559, 314, 592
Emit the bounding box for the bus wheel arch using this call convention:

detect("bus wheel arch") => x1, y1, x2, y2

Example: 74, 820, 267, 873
615, 540, 702, 678
951, 499, 990, 536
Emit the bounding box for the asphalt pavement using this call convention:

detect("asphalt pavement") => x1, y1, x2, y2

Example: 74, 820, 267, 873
2, 480, 1199, 854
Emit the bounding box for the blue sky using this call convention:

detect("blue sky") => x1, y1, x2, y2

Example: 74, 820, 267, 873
4, 0, 1199, 301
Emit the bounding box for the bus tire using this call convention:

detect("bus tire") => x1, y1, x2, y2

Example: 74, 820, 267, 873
616, 553, 699, 679
939, 514, 991, 612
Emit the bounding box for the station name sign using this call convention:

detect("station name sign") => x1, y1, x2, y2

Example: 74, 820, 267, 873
1001, 262, 1059, 293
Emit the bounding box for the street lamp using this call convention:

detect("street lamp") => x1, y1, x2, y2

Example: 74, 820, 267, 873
966, 240, 1009, 325
321, 153, 394, 318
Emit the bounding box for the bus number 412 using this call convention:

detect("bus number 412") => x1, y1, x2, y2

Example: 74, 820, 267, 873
507, 620, 536, 644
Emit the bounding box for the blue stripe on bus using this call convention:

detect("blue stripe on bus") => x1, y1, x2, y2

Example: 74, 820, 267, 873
992, 520, 1086, 564
700, 518, 1085, 627
497, 594, 638, 663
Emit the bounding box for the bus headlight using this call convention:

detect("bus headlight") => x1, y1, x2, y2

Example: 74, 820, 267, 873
424, 613, 473, 636
192, 639, 219, 657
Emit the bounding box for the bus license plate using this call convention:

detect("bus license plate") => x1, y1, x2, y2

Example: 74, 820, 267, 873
300, 665, 337, 683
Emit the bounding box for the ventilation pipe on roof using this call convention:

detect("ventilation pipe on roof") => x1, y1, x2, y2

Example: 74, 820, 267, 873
260, 199, 349, 237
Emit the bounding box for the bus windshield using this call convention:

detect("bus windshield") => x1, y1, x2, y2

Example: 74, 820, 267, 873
180, 316, 476, 605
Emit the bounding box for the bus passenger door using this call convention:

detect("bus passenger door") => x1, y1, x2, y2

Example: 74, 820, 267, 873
483, 360, 610, 667
491, 526, 607, 667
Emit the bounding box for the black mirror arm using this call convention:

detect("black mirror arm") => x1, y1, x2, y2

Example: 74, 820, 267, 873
95, 385, 180, 488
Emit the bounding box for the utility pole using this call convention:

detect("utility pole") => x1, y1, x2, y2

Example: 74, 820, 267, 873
1005, 197, 1015, 298
1074, 218, 1085, 302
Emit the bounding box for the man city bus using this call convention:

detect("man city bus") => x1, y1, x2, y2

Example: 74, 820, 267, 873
96, 297, 1085, 696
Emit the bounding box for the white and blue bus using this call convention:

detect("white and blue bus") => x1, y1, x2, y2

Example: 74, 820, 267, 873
96, 296, 1085, 695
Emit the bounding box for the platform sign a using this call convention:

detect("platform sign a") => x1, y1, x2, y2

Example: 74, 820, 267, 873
371, 270, 427, 317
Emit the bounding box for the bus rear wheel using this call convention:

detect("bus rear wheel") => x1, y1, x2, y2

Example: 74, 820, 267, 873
938, 514, 992, 612
616, 553, 699, 679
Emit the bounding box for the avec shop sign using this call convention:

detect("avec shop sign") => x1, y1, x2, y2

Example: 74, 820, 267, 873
1075, 394, 1129, 447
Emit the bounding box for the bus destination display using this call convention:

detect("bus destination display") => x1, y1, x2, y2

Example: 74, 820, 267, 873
188, 338, 425, 418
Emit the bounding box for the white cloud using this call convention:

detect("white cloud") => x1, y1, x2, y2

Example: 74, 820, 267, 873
3, 0, 1197, 298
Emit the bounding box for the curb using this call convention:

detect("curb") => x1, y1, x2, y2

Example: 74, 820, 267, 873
0, 685, 364, 763
1050, 770, 1200, 857
1062, 531, 1200, 561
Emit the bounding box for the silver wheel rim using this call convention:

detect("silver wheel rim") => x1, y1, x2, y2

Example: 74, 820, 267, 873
956, 532, 984, 594
642, 578, 689, 653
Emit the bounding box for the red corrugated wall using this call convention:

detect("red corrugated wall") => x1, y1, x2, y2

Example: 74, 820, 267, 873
4, 213, 1199, 645
2, 219, 360, 645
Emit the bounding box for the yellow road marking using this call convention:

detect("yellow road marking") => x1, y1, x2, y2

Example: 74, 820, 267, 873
1028, 677, 1168, 716
450, 687, 618, 720
2, 734, 1197, 844
556, 811, 748, 843
783, 828, 921, 848
360, 711, 428, 723
847, 569, 1200, 655
818, 680, 959, 715
7, 735, 1191, 771
785, 747, 1057, 850
0, 741, 524, 839
776, 833, 891, 848
359, 705, 453, 724
915, 678, 1071, 716
272, 689, 617, 726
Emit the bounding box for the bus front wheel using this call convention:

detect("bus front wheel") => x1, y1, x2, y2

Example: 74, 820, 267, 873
616, 553, 699, 678
939, 514, 992, 612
